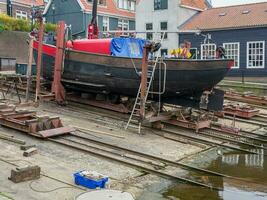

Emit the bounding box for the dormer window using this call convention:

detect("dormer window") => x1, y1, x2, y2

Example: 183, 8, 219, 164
242, 10, 250, 14
219, 12, 226, 16
117, 0, 136, 11
87, 0, 107, 6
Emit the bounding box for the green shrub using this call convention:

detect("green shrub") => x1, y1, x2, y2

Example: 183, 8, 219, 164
45, 23, 57, 32
0, 14, 56, 33
0, 23, 4, 32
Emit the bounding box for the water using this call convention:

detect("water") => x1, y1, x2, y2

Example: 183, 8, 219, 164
164, 148, 267, 200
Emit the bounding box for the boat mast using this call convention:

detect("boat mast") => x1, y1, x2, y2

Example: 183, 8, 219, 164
88, 0, 99, 39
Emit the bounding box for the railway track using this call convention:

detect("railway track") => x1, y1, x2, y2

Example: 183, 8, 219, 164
210, 127, 267, 144
162, 127, 265, 155
67, 132, 231, 178
43, 102, 267, 155
46, 131, 262, 191
224, 115, 267, 127
200, 129, 267, 151
48, 135, 223, 190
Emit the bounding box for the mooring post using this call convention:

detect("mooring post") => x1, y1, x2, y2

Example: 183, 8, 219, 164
51, 21, 66, 104
35, 19, 44, 102
26, 36, 34, 102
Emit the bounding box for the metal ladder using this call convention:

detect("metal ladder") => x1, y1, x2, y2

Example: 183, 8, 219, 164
125, 33, 166, 133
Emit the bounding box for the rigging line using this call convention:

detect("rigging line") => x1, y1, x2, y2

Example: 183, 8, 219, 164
130, 57, 140, 76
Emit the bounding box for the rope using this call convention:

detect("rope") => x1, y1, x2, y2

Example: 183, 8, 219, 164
130, 57, 140, 76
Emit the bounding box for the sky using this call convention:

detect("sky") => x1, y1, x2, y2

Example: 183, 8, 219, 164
211, 0, 267, 7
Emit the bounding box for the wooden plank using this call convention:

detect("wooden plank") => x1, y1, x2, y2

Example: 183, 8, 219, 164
0, 133, 26, 145
38, 126, 75, 138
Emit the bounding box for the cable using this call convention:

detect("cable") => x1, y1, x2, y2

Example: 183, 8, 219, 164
29, 180, 79, 193
0, 158, 85, 192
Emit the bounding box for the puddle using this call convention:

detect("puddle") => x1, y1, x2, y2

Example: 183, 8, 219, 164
163, 148, 267, 200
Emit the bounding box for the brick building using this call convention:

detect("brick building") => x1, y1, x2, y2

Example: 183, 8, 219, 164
0, 0, 7, 14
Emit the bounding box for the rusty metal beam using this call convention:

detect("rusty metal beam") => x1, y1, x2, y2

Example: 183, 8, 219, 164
140, 45, 150, 119
225, 91, 267, 106
26, 36, 34, 102
35, 19, 44, 102
51, 21, 66, 104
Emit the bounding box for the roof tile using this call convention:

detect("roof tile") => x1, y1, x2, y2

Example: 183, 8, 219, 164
80, 0, 135, 19
180, 0, 209, 10
11, 0, 44, 6
180, 2, 267, 31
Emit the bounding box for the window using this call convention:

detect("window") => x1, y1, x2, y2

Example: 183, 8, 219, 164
129, 0, 135, 11
146, 23, 153, 30
102, 16, 109, 37
223, 42, 240, 68
87, 0, 106, 6
146, 23, 153, 40
247, 41, 265, 68
154, 0, 168, 10
102, 16, 109, 32
16, 10, 27, 20
160, 21, 167, 39
117, 0, 135, 11
161, 49, 168, 57
118, 19, 129, 36
190, 48, 198, 59
201, 43, 216, 59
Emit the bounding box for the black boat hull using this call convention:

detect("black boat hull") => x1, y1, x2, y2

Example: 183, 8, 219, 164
34, 48, 231, 101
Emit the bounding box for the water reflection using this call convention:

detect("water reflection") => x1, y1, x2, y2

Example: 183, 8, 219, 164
222, 154, 239, 165
222, 148, 264, 168
164, 148, 267, 200
245, 149, 264, 168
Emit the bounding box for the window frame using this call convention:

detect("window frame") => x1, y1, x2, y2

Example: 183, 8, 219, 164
161, 48, 168, 57
190, 48, 198, 60
87, 0, 107, 6
201, 43, 217, 60
247, 41, 265, 69
117, 0, 135, 11
118, 19, 129, 36
145, 23, 153, 40
223, 42, 240, 69
160, 21, 168, 39
16, 10, 28, 20
154, 0, 168, 10
102, 16, 109, 32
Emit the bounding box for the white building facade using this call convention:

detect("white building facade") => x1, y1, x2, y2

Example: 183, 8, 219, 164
136, 0, 210, 56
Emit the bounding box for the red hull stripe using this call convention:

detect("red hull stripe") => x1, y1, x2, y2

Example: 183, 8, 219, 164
33, 40, 56, 57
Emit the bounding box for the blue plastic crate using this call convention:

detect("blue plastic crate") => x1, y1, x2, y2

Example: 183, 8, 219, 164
73, 171, 108, 189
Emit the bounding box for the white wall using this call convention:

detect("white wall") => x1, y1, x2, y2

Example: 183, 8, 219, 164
136, 0, 199, 55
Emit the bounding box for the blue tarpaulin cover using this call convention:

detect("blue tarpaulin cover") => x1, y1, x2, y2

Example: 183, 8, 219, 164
110, 38, 146, 58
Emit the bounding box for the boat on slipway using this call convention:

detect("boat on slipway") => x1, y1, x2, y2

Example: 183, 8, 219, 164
32, 36, 233, 110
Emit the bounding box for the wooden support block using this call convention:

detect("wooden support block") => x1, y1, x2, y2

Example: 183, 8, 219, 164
151, 121, 164, 130
20, 144, 36, 151
9, 165, 40, 183
23, 147, 38, 157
